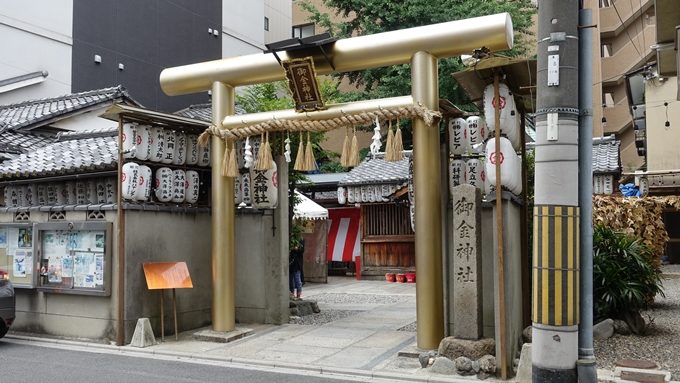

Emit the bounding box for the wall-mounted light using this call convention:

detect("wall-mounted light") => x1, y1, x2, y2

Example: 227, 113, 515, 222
118, 63, 125, 71
208, 28, 213, 34
213, 29, 219, 37
94, 54, 102, 64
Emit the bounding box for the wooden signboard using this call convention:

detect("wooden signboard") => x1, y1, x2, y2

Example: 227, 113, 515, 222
143, 262, 193, 341
143, 262, 193, 289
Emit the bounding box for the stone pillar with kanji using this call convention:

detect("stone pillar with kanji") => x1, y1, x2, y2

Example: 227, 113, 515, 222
452, 184, 482, 339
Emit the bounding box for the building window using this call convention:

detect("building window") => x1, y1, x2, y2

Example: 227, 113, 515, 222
292, 23, 315, 39
264, 17, 269, 31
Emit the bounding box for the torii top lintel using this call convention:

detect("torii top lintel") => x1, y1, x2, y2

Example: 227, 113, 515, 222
160, 13, 513, 96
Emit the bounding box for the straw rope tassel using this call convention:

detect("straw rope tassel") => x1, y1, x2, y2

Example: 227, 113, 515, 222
385, 120, 395, 161
349, 127, 360, 167
225, 140, 238, 177
340, 127, 350, 167
393, 121, 404, 161
262, 131, 273, 170
221, 139, 231, 177
294, 132, 305, 171
304, 132, 317, 171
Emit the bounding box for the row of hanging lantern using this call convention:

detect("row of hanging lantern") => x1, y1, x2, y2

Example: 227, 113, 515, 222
3, 178, 117, 207
336, 184, 400, 205
593, 174, 615, 195
446, 82, 523, 197
122, 123, 211, 166
121, 162, 201, 204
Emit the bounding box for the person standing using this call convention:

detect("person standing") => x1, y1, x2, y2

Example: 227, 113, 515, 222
289, 239, 304, 300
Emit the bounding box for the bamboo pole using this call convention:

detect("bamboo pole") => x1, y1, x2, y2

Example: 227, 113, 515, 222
116, 117, 126, 346
493, 73, 508, 379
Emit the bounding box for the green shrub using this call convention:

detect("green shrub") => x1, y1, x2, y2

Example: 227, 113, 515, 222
593, 225, 665, 320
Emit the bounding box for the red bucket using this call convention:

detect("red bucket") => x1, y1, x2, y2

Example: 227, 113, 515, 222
405, 272, 416, 283
385, 273, 396, 282
396, 273, 406, 283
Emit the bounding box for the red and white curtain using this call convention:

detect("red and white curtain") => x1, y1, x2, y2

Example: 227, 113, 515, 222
327, 207, 361, 262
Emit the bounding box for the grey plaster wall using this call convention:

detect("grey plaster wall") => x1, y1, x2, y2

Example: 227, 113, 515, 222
10, 210, 119, 343
123, 210, 212, 342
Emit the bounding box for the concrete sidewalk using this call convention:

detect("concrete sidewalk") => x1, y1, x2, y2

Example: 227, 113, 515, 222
8, 276, 493, 382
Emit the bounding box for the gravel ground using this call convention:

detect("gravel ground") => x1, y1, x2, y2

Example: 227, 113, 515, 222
289, 309, 360, 325
594, 269, 680, 379
397, 321, 417, 332
306, 293, 413, 305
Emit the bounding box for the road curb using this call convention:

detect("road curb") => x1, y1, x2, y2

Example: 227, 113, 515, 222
5, 333, 496, 383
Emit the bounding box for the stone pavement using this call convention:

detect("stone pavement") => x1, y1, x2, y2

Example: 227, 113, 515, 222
8, 276, 493, 382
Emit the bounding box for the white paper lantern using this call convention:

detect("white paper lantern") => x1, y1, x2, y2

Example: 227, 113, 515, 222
148, 127, 165, 162
249, 161, 278, 209
134, 125, 151, 161
172, 169, 186, 203
347, 187, 355, 204
185, 170, 200, 204
234, 173, 242, 205
409, 203, 415, 232
186, 134, 199, 165
198, 140, 211, 167
173, 132, 187, 165
639, 177, 649, 197
241, 172, 251, 205
65, 182, 77, 204
465, 158, 483, 190
122, 123, 136, 159
76, 181, 89, 205
4, 186, 18, 207
154, 167, 173, 202
593, 175, 603, 194
87, 179, 98, 204
36, 184, 48, 205
449, 158, 466, 196
483, 83, 521, 151
448, 118, 468, 155
485, 137, 522, 195
121, 162, 139, 200
408, 157, 414, 205
603, 174, 614, 195
337, 186, 346, 205
161, 130, 176, 164
466, 116, 487, 151
135, 165, 152, 201
105, 177, 117, 204
96, 180, 107, 204
25, 184, 37, 206
46, 184, 58, 205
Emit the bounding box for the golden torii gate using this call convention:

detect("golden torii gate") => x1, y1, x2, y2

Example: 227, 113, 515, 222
160, 13, 513, 349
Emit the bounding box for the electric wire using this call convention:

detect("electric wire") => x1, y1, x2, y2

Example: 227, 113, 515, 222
611, 0, 644, 60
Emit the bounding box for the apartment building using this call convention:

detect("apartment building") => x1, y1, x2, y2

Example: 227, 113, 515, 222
0, 0, 291, 112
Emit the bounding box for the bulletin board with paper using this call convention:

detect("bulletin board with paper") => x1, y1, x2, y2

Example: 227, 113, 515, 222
0, 223, 37, 288
34, 222, 112, 296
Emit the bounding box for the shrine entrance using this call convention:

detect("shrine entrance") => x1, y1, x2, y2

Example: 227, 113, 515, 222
159, 13, 514, 351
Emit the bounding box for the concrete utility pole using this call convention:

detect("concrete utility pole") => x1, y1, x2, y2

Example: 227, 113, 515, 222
533, 1, 580, 382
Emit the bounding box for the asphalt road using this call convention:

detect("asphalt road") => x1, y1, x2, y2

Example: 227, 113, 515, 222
0, 340, 378, 383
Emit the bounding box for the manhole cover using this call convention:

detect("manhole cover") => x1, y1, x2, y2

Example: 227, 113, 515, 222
615, 359, 657, 369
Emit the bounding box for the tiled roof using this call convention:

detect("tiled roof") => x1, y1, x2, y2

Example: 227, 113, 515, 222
0, 128, 118, 179
0, 130, 55, 157
0, 86, 136, 132
592, 135, 621, 174
339, 152, 412, 186
174, 103, 245, 122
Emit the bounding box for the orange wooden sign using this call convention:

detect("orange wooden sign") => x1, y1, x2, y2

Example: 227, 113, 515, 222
143, 262, 193, 290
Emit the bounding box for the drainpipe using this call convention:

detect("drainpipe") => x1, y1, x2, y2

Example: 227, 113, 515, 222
577, 6, 598, 382
532, 1, 580, 381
